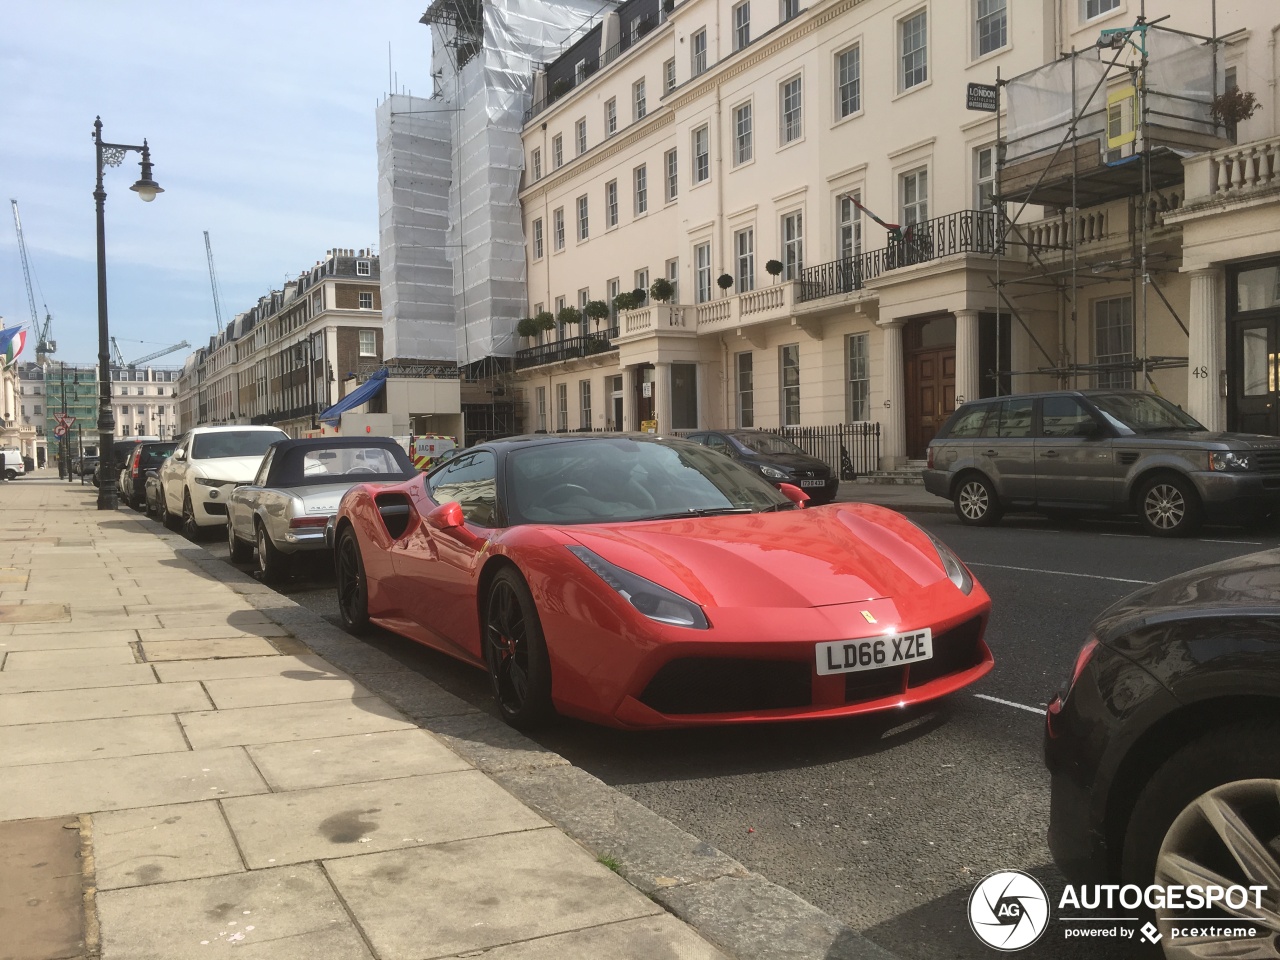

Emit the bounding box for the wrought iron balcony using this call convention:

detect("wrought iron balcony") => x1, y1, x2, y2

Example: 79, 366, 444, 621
515, 331, 618, 370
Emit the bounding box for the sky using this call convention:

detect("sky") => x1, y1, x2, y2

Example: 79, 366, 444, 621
0, 1, 433, 367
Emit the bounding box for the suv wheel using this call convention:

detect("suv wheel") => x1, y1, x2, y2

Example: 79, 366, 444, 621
953, 474, 1003, 526
1136, 474, 1202, 538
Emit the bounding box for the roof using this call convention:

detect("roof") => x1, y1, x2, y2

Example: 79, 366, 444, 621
263, 436, 416, 488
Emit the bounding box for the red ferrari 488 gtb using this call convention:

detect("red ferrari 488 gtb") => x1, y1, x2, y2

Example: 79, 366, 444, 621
329, 434, 992, 729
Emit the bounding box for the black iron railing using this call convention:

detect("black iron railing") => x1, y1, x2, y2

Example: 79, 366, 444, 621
515, 332, 617, 370
672, 422, 880, 479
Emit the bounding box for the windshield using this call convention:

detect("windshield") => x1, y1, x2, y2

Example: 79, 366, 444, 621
1088, 393, 1204, 433
191, 430, 287, 459
734, 434, 806, 456
506, 437, 792, 525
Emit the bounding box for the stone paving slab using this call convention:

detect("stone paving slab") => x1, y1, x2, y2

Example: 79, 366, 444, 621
96, 863, 373, 960
221, 770, 546, 868
141, 636, 281, 661
0, 746, 268, 821
245, 729, 469, 792
0, 714, 187, 767
0, 627, 139, 649
0, 681, 211, 727
0, 662, 156, 695
201, 675, 370, 710
138, 623, 291, 643
179, 697, 415, 749
433, 914, 731, 960
0, 816, 86, 960
3, 646, 138, 670
152, 654, 346, 684
93, 801, 245, 890
0, 603, 70, 623
325, 828, 661, 959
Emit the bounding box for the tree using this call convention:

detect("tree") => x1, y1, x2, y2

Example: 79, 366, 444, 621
516, 317, 540, 339
613, 291, 637, 313
535, 310, 557, 333
649, 277, 675, 303
1211, 87, 1262, 131
765, 259, 784, 282
584, 299, 611, 332
557, 305, 582, 330
717, 273, 735, 294
631, 287, 648, 306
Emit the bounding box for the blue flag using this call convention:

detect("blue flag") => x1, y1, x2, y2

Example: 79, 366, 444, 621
0, 325, 22, 356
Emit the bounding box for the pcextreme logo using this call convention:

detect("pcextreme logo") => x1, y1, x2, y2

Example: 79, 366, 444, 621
968, 870, 1050, 951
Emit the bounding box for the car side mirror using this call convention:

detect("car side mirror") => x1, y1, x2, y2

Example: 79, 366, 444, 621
426, 501, 484, 548
777, 482, 809, 508
173, 450, 186, 461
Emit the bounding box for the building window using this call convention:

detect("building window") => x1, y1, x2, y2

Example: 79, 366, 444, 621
552, 134, 563, 169
691, 29, 707, 76
735, 228, 754, 293
975, 146, 996, 210
576, 118, 587, 156
664, 149, 679, 201
553, 207, 565, 251
1094, 297, 1133, 389
781, 0, 799, 21
630, 16, 641, 43
578, 288, 590, 336
607, 277, 621, 324
736, 352, 754, 427
574, 60, 586, 83
692, 125, 710, 183
1083, 0, 1119, 20
666, 258, 679, 302
781, 211, 804, 280
733, 102, 753, 165
556, 383, 568, 431
580, 380, 592, 430
577, 195, 589, 241
975, 0, 1007, 57
359, 292, 373, 309
837, 45, 861, 118
635, 269, 650, 299
121, 424, 131, 436
695, 242, 712, 303
780, 343, 800, 426
605, 180, 619, 227
136, 386, 145, 396
536, 386, 547, 432
899, 10, 928, 91
356, 260, 371, 276
847, 333, 869, 421
634, 164, 648, 215
633, 78, 646, 120
780, 75, 803, 144
533, 217, 544, 258
838, 193, 862, 261
664, 58, 676, 94
359, 330, 377, 357
733, 2, 750, 50
531, 147, 542, 180
605, 98, 617, 137
901, 167, 928, 226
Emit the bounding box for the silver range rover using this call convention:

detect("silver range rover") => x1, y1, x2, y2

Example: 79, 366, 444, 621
923, 390, 1280, 537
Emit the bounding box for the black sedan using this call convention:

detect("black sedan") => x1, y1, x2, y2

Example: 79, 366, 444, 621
685, 430, 839, 504
121, 441, 177, 511
1045, 550, 1280, 951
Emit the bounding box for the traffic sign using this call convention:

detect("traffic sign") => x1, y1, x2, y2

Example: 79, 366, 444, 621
53, 424, 67, 438
54, 413, 75, 428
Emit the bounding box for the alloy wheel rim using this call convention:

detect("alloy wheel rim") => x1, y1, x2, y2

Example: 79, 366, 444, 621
960, 482, 988, 520
485, 582, 529, 713
256, 528, 268, 574
1155, 778, 1280, 956
1145, 484, 1185, 530
227, 521, 235, 552
337, 537, 364, 623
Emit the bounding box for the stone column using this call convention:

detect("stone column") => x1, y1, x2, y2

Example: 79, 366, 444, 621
954, 309, 980, 406
654, 361, 672, 433
877, 318, 907, 468
1186, 266, 1224, 431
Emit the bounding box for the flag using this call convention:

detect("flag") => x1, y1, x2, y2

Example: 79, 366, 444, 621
0, 326, 24, 367
845, 196, 913, 242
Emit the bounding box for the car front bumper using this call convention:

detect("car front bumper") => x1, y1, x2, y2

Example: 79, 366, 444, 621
190, 483, 236, 526
1189, 470, 1280, 521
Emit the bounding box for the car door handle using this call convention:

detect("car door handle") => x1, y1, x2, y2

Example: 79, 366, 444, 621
1041, 451, 1059, 459
983, 449, 998, 457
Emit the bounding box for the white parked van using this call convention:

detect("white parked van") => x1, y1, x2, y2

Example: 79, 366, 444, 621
0, 448, 24, 481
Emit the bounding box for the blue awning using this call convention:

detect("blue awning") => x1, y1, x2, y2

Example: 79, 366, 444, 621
319, 367, 388, 425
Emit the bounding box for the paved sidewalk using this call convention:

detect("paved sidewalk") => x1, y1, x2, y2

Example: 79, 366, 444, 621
0, 479, 731, 960
837, 483, 949, 513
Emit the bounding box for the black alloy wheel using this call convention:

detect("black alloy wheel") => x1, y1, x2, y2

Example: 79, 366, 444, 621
159, 488, 181, 531
483, 568, 553, 729
335, 527, 370, 634
181, 490, 201, 541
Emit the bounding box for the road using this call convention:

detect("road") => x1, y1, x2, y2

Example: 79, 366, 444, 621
194, 507, 1279, 959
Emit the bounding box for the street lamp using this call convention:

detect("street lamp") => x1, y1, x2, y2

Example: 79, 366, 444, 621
93, 116, 163, 510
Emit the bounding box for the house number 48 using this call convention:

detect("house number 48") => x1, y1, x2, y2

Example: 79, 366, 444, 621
1192, 366, 1210, 378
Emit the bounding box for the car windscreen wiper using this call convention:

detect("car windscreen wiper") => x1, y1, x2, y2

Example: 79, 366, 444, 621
641, 506, 755, 520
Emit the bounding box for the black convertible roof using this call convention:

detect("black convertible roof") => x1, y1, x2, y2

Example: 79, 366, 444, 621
264, 436, 416, 488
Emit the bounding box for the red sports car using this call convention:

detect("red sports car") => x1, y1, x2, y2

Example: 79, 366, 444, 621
330, 434, 992, 729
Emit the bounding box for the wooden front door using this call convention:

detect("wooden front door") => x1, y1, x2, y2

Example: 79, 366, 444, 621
907, 348, 956, 459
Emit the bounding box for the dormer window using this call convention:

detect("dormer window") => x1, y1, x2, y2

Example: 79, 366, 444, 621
356, 260, 371, 276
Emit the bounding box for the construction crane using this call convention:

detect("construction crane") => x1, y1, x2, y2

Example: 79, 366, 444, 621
110, 337, 191, 369
10, 199, 55, 362
204, 230, 225, 334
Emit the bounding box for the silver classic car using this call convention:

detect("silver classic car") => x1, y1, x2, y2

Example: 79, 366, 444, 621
226, 437, 417, 581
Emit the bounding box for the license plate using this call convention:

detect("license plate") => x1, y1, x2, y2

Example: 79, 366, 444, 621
815, 629, 933, 676
799, 479, 826, 488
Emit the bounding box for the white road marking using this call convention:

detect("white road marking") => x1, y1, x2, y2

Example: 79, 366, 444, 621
1199, 538, 1262, 545
1100, 532, 1263, 546
973, 693, 1044, 715
966, 562, 1154, 585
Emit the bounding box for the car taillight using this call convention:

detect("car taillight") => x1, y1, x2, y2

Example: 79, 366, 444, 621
1067, 636, 1100, 691
926, 445, 935, 469
289, 516, 330, 529
131, 449, 142, 478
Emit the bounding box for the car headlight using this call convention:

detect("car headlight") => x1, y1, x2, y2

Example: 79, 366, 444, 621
926, 532, 973, 595
194, 477, 234, 487
567, 545, 709, 629
1208, 451, 1250, 471
760, 465, 788, 479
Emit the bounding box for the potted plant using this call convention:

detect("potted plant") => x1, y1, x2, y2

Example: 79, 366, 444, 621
584, 299, 611, 332
649, 277, 675, 303
613, 291, 637, 313
765, 259, 784, 283
631, 287, 648, 306
556, 305, 582, 331
717, 273, 735, 295
535, 310, 557, 334
1211, 87, 1261, 138
516, 317, 540, 340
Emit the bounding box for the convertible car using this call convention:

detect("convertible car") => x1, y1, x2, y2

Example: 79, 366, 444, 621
330, 434, 992, 729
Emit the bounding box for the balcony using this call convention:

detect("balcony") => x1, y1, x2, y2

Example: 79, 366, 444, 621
694, 283, 798, 332
514, 331, 618, 370
613, 304, 694, 342
1181, 134, 1280, 206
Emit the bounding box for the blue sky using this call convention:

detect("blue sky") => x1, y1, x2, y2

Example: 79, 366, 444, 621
0, 2, 431, 366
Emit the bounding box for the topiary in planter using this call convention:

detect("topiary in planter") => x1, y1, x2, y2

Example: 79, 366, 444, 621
717, 273, 734, 292
557, 305, 582, 330
765, 259, 784, 278
584, 299, 611, 331
535, 310, 557, 332
516, 317, 540, 339
649, 277, 675, 303
613, 291, 637, 313
631, 288, 648, 306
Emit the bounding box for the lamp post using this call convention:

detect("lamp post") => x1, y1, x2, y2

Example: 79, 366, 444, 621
93, 116, 163, 509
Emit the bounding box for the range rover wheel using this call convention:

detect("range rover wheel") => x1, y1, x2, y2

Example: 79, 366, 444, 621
1136, 474, 1202, 538
953, 474, 1003, 527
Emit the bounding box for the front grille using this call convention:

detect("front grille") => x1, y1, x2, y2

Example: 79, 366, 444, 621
845, 669, 906, 704
1254, 451, 1280, 474
202, 501, 228, 516
908, 617, 985, 687
640, 658, 811, 715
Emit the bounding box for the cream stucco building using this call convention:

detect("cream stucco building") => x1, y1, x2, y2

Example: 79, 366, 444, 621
505, 0, 1279, 468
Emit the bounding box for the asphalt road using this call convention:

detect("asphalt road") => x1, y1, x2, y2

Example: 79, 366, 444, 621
192, 507, 1280, 960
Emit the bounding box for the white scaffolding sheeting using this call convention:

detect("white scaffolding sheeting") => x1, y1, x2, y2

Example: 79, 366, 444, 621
1144, 29, 1221, 131
1006, 56, 1109, 163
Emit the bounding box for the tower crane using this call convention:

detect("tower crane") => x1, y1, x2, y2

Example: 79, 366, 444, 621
110, 337, 192, 369
9, 199, 55, 362
204, 231, 225, 335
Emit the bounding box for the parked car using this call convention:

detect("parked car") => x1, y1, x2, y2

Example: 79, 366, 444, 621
157, 426, 289, 538
94, 436, 159, 488
0, 447, 25, 481
121, 441, 177, 511
329, 434, 991, 729
684, 430, 841, 504
924, 389, 1280, 537
75, 454, 98, 479
1045, 549, 1280, 948
226, 437, 417, 582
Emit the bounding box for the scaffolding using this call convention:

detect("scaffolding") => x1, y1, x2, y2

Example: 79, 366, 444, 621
991, 8, 1229, 393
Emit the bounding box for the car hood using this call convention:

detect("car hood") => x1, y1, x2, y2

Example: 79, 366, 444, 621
563, 503, 948, 608
739, 451, 829, 472
1123, 429, 1280, 450
189, 457, 267, 482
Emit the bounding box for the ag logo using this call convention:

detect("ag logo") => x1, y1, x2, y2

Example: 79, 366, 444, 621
968, 870, 1050, 951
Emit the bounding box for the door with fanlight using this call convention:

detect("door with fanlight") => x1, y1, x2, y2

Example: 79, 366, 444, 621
1228, 261, 1280, 437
